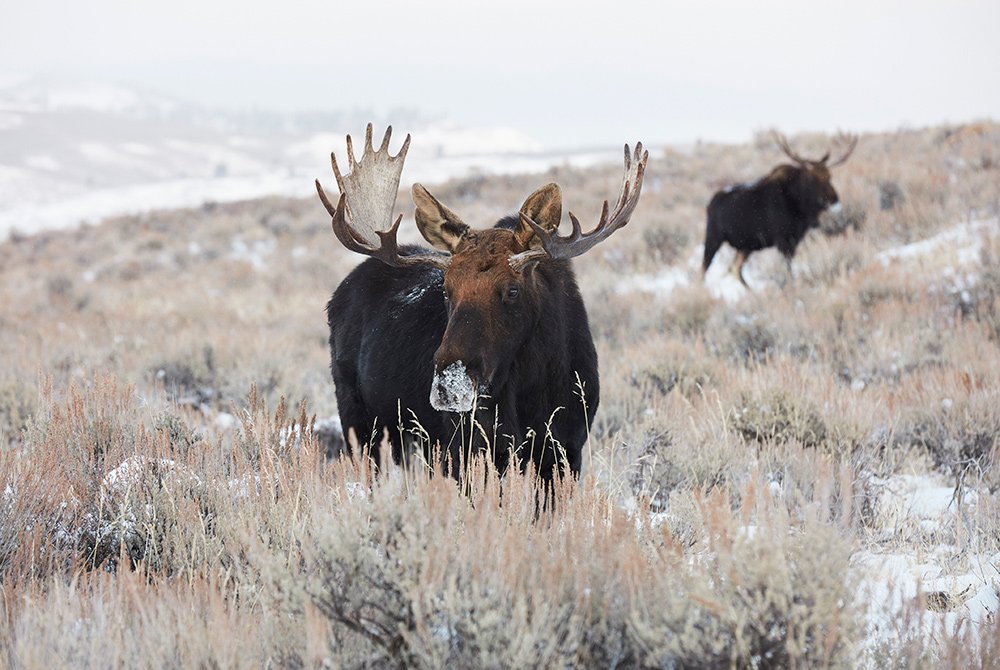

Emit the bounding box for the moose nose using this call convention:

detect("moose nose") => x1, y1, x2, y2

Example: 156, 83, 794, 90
430, 360, 477, 412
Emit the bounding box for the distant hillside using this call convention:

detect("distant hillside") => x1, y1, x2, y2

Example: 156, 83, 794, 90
0, 77, 622, 238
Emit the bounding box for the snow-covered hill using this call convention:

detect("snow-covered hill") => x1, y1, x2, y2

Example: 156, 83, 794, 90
0, 77, 622, 238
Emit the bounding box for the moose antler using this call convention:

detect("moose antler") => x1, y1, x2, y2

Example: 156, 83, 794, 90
509, 142, 648, 271
826, 132, 859, 167
775, 130, 858, 168
316, 124, 449, 269
774, 132, 810, 165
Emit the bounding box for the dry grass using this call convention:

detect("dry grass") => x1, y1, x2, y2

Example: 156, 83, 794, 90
2, 121, 1000, 667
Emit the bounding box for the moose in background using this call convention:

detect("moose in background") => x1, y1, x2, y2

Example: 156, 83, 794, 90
702, 132, 858, 286
317, 125, 647, 484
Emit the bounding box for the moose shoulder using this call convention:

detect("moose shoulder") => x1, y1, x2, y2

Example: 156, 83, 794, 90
702, 133, 858, 286
318, 125, 647, 483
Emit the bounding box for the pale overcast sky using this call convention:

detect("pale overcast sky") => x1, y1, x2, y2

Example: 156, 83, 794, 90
2, 0, 997, 147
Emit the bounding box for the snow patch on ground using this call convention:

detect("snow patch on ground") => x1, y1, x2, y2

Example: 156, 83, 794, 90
854, 549, 999, 665
79, 141, 133, 164
630, 470, 998, 666
616, 219, 997, 307
869, 473, 977, 539
876, 219, 996, 267
853, 473, 999, 666
616, 245, 756, 304
616, 266, 690, 297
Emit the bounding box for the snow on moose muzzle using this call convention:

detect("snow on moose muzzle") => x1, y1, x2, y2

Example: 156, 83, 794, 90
430, 361, 478, 413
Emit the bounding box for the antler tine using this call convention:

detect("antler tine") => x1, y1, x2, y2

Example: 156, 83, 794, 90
317, 124, 449, 269
331, 152, 345, 195
510, 142, 648, 270
345, 132, 357, 170
395, 131, 412, 161
774, 132, 808, 165
827, 132, 859, 167
315, 178, 339, 218
364, 122, 374, 155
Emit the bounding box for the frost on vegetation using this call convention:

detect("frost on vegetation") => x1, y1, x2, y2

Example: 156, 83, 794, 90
430, 361, 477, 413
100, 455, 203, 499
28, 454, 276, 570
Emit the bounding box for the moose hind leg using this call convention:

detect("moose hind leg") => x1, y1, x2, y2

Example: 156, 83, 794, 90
730, 250, 751, 288
702, 228, 724, 277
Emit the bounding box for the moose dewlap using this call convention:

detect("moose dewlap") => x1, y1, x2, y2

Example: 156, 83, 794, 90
318, 124, 647, 482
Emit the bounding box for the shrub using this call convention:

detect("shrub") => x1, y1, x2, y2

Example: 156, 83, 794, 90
704, 311, 776, 364
729, 390, 829, 449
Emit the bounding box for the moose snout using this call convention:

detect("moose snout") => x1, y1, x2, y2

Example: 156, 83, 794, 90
430, 359, 478, 413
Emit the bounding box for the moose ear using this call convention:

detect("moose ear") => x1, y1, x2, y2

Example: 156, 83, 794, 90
515, 183, 562, 248
412, 184, 469, 252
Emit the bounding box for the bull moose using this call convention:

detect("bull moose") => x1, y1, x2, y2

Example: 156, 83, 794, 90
702, 133, 858, 286
317, 125, 647, 483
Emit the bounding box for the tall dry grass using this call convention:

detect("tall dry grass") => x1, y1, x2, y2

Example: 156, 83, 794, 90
2, 377, 862, 667
2, 122, 1000, 667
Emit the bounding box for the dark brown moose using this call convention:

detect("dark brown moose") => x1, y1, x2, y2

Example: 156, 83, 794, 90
702, 132, 858, 286
317, 125, 647, 483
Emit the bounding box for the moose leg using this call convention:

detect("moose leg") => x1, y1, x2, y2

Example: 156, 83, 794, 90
730, 250, 750, 288
702, 228, 723, 278
777, 238, 796, 285
332, 361, 377, 461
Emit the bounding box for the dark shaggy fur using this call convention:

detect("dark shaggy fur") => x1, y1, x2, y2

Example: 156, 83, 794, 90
703, 163, 840, 284
326, 216, 598, 482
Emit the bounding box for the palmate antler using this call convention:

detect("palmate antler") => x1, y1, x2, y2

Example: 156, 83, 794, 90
774, 131, 859, 167
316, 124, 449, 269
509, 142, 648, 271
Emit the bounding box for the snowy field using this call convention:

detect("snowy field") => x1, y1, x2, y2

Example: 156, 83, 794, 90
2, 118, 999, 667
